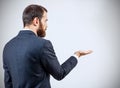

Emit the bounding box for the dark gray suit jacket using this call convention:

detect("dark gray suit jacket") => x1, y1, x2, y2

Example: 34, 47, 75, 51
3, 30, 78, 88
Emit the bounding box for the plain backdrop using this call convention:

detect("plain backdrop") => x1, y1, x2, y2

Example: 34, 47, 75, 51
0, 0, 120, 88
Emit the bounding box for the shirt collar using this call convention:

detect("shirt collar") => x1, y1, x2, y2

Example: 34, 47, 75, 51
22, 28, 31, 30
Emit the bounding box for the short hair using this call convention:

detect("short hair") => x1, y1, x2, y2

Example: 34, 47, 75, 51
22, 4, 47, 27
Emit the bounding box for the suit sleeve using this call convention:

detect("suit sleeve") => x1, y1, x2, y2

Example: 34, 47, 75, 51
40, 40, 78, 80
3, 58, 13, 88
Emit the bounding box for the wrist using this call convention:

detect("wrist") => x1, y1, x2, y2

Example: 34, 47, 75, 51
73, 54, 79, 59
74, 52, 80, 57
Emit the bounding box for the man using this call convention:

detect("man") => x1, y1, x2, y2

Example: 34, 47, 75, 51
3, 4, 92, 88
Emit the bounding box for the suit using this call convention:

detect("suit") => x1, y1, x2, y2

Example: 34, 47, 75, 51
3, 30, 78, 88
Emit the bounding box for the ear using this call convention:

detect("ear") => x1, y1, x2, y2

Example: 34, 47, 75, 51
32, 17, 40, 26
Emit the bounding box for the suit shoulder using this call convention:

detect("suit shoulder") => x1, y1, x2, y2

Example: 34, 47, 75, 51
43, 39, 53, 46
4, 36, 17, 48
37, 37, 52, 44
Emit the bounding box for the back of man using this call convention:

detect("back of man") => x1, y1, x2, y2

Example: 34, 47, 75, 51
3, 30, 51, 88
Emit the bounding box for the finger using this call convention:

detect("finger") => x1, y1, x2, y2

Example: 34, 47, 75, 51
85, 50, 93, 54
79, 50, 93, 54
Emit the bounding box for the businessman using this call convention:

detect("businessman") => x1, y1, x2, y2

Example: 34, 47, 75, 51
3, 4, 92, 88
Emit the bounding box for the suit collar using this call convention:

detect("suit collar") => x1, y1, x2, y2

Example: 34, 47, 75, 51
18, 30, 36, 36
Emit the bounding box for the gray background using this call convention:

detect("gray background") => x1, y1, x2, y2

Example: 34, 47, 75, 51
0, 0, 120, 88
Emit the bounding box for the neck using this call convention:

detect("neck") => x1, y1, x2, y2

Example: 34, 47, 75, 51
24, 26, 38, 36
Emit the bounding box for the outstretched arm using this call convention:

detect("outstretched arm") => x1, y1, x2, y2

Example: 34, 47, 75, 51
41, 40, 92, 80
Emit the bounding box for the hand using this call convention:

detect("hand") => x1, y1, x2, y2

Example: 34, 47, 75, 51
74, 50, 93, 58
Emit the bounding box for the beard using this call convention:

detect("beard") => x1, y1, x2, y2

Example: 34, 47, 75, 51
37, 23, 46, 37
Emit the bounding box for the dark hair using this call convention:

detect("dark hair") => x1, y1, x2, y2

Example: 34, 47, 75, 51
22, 4, 47, 27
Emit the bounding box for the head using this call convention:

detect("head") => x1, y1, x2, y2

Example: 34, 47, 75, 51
22, 4, 48, 37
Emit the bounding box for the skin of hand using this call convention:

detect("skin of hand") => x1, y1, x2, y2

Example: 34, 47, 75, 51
74, 50, 93, 58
